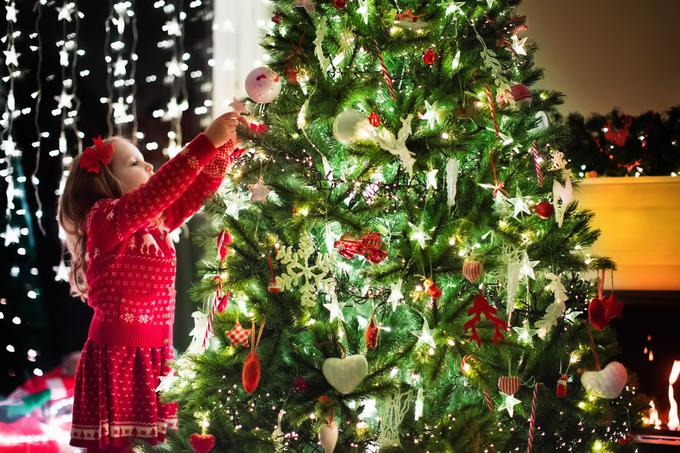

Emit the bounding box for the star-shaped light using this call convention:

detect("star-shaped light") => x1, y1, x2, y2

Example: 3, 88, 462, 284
57, 2, 76, 22
510, 189, 531, 218
162, 97, 187, 121
420, 100, 443, 129
3, 46, 20, 66
54, 91, 74, 110
323, 299, 346, 323
498, 392, 521, 417
247, 176, 272, 203
5, 3, 18, 22
166, 57, 183, 78
413, 319, 437, 348
512, 319, 538, 346
52, 260, 70, 283
445, 2, 465, 16
112, 97, 128, 122
425, 168, 438, 190
163, 18, 181, 36
1, 137, 20, 157
357, 0, 369, 24
510, 35, 528, 56
113, 57, 127, 77
519, 251, 539, 280
408, 222, 431, 249
1, 225, 20, 246
387, 279, 404, 312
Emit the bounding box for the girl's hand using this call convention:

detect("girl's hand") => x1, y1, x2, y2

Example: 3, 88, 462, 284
204, 111, 247, 148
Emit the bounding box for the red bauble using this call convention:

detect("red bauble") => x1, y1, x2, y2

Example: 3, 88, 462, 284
423, 48, 437, 65
588, 297, 608, 330
424, 279, 442, 300
368, 111, 381, 127
556, 373, 568, 398
333, 0, 347, 9
603, 293, 623, 320
190, 433, 215, 453
272, 14, 282, 24
293, 375, 308, 392
242, 350, 261, 393
534, 200, 554, 219
365, 315, 380, 349
510, 84, 531, 105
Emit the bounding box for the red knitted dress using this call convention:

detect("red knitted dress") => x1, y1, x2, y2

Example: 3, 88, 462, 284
70, 133, 232, 449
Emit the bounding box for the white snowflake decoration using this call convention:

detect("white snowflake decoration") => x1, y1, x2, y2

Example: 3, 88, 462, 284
274, 231, 335, 308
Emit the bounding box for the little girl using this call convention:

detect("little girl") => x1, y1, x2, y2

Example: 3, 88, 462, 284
59, 112, 245, 452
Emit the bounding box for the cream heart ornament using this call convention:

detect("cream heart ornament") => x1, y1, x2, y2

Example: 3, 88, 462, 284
318, 420, 338, 453
581, 361, 628, 399
322, 354, 368, 394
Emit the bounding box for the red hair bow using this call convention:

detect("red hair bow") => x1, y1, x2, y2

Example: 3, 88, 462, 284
80, 136, 114, 174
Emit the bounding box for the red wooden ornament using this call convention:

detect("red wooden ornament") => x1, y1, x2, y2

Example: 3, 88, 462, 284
462, 261, 484, 283
588, 296, 608, 330
534, 200, 554, 219
365, 315, 380, 350
556, 373, 568, 398
423, 48, 437, 65
189, 433, 215, 453
242, 350, 261, 394
498, 375, 520, 395
242, 319, 265, 394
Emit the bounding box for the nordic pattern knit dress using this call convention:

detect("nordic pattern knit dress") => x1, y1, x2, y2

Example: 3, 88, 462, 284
70, 134, 232, 449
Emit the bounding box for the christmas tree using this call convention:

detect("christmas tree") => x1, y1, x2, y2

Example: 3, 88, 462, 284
159, 1, 646, 451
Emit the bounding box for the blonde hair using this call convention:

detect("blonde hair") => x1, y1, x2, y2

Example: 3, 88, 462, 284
58, 137, 129, 301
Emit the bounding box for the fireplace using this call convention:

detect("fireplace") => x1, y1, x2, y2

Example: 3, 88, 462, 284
612, 292, 680, 450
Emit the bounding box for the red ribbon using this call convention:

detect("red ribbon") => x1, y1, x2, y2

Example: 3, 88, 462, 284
395, 9, 424, 22
334, 232, 387, 264
80, 136, 114, 174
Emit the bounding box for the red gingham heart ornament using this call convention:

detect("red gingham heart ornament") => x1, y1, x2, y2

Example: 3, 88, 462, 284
497, 375, 521, 396
226, 321, 250, 348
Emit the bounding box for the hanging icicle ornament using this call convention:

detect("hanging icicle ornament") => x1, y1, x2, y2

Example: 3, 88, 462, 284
446, 157, 459, 207
552, 174, 573, 227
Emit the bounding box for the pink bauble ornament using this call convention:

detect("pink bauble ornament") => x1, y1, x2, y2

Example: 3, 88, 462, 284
581, 361, 628, 399
245, 66, 282, 104
463, 260, 484, 283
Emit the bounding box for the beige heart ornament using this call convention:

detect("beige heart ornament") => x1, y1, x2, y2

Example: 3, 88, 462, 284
581, 361, 628, 399
322, 354, 368, 394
